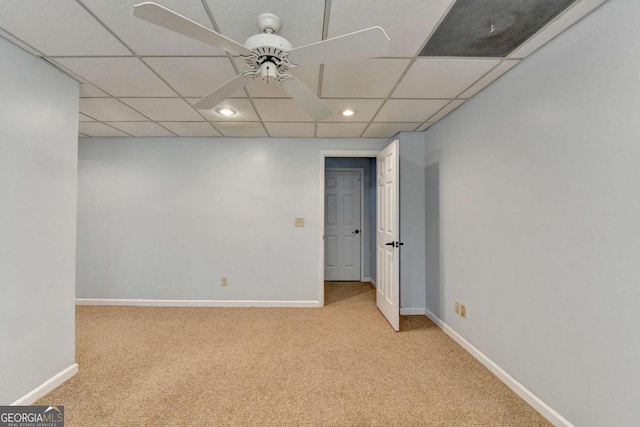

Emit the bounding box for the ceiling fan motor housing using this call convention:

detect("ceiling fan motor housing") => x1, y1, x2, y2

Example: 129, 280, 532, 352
244, 33, 293, 52
243, 33, 295, 85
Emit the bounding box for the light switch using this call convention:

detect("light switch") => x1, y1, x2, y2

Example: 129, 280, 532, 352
295, 217, 305, 227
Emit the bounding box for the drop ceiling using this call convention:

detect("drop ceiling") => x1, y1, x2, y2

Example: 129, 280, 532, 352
0, 0, 605, 138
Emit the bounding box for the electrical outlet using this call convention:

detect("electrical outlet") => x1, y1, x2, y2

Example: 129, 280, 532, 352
295, 217, 305, 227
221, 277, 227, 286
455, 301, 461, 315
460, 304, 467, 319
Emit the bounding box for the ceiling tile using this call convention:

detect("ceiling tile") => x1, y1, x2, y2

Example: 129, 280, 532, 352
392, 58, 500, 99
79, 98, 148, 121
375, 99, 449, 123
0, 0, 130, 56
79, 122, 129, 137
252, 99, 316, 122
416, 122, 433, 132
429, 99, 465, 122
363, 123, 421, 138
106, 122, 176, 137
79, 113, 96, 122
264, 123, 315, 137
187, 98, 259, 121
232, 58, 320, 98
317, 123, 368, 138
214, 122, 267, 137
328, 0, 453, 57
319, 99, 385, 123
55, 57, 175, 97
82, 0, 225, 55
205, 0, 325, 50
120, 98, 203, 121
322, 59, 410, 98
510, 0, 606, 59
158, 122, 221, 137
458, 60, 519, 98
79, 82, 110, 98
144, 57, 239, 97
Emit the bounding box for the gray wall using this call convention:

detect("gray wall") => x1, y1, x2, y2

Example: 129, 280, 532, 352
424, 162, 441, 318
325, 157, 376, 283
398, 132, 426, 309
423, 0, 639, 425
0, 38, 78, 404
77, 137, 387, 301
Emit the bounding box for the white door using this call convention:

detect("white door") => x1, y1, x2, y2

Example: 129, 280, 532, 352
324, 171, 362, 281
376, 140, 400, 331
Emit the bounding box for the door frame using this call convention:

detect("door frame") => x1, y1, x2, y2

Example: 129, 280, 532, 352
319, 150, 380, 305
324, 168, 365, 282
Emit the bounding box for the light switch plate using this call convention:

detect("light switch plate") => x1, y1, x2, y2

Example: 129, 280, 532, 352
295, 217, 305, 227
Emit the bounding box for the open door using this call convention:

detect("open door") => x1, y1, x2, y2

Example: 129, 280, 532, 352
376, 139, 400, 331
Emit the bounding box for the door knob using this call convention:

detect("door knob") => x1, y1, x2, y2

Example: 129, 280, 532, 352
353, 229, 360, 234
385, 241, 395, 246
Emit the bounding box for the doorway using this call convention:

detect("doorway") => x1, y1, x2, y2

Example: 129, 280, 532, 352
320, 143, 401, 331
319, 151, 379, 308
324, 157, 377, 284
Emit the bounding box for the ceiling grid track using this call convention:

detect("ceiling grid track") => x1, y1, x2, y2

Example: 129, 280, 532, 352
45, 56, 164, 136
38, 22, 173, 135
314, 0, 332, 137
200, 0, 270, 137
71, 0, 225, 137
2, 0, 605, 138
412, 58, 509, 132
0, 27, 84, 85
358, 0, 460, 137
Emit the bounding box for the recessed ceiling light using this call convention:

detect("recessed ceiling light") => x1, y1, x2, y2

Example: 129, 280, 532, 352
340, 109, 356, 117
215, 107, 236, 116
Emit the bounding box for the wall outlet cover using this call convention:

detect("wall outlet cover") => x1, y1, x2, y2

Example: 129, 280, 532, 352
295, 217, 305, 227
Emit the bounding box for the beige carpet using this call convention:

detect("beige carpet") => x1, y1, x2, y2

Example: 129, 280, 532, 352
36, 282, 550, 426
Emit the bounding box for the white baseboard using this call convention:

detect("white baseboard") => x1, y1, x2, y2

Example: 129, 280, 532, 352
11, 363, 78, 406
400, 307, 426, 315
362, 277, 377, 286
423, 308, 573, 427
76, 299, 322, 308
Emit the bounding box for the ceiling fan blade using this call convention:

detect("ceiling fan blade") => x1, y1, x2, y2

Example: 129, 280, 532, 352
133, 2, 253, 56
281, 77, 332, 120
194, 74, 255, 110
287, 27, 390, 65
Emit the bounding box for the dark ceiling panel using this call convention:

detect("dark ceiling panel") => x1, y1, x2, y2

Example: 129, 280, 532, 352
420, 0, 577, 57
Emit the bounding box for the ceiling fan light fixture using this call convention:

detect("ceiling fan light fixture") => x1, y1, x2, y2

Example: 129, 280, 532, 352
340, 109, 356, 117
216, 107, 236, 116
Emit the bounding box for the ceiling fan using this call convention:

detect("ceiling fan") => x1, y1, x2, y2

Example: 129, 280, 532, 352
132, 2, 390, 120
